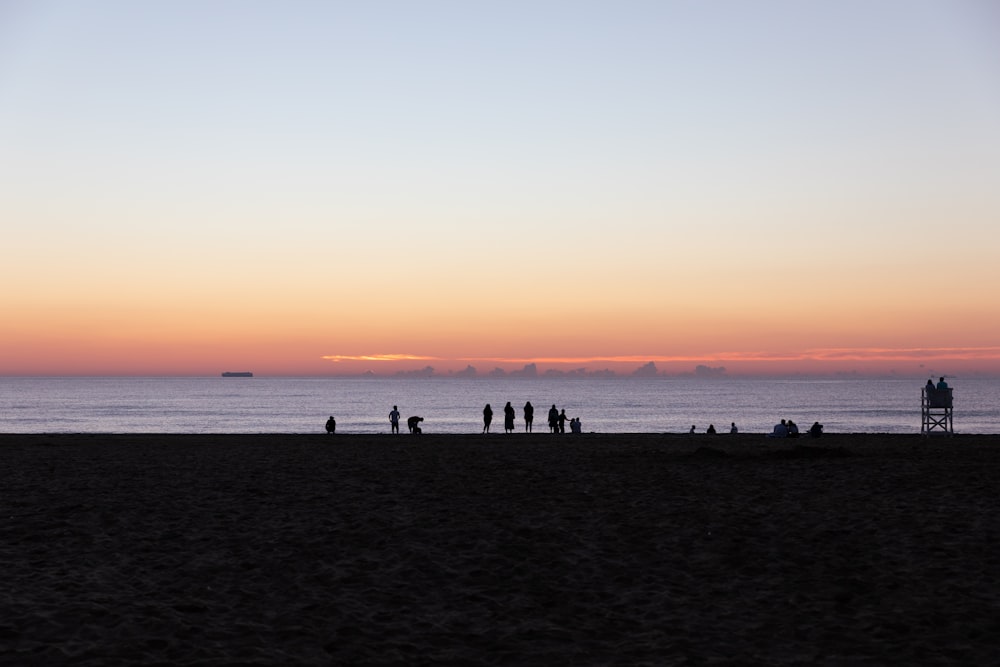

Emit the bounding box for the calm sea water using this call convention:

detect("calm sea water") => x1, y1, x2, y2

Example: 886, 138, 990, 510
1, 376, 998, 434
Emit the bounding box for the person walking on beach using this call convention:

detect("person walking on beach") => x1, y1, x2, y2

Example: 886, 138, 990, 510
389, 406, 400, 434
483, 403, 493, 433
503, 401, 516, 433
548, 405, 559, 433
523, 401, 534, 432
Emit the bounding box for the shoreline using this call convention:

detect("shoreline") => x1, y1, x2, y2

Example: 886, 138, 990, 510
4, 433, 999, 664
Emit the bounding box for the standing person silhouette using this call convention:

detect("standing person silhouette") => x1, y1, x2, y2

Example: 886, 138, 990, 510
389, 406, 400, 434
558, 409, 569, 433
523, 401, 534, 432
548, 405, 559, 433
483, 403, 493, 433
503, 401, 515, 433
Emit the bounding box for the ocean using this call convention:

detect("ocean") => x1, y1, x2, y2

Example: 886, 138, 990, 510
1, 376, 998, 435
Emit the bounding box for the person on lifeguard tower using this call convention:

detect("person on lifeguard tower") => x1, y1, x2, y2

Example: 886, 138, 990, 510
936, 376, 949, 390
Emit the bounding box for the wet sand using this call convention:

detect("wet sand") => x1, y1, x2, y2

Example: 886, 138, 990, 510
2, 433, 999, 664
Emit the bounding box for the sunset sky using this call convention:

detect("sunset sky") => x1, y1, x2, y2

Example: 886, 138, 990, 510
2, 1, 999, 376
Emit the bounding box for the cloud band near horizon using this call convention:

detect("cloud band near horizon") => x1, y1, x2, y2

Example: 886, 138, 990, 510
322, 347, 1000, 365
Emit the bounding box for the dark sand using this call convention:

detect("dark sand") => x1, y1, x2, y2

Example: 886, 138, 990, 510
2, 433, 999, 665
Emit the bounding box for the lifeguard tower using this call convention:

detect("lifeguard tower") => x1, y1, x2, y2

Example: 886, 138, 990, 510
921, 386, 953, 436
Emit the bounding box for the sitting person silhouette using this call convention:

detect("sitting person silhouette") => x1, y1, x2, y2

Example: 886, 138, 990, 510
407, 416, 423, 434
325, 416, 336, 434
768, 419, 788, 438
707, 424, 716, 434
809, 421, 824, 438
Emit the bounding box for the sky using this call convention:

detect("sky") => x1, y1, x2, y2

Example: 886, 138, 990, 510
2, 0, 999, 377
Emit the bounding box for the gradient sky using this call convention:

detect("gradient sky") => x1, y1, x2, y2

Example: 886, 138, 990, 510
2, 1, 999, 376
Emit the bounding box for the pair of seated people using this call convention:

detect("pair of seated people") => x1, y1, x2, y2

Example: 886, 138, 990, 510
925, 378, 953, 408
768, 419, 798, 438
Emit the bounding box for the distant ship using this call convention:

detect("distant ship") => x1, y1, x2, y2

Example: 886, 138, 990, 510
221, 371, 253, 377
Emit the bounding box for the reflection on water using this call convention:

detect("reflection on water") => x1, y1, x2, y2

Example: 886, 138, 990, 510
1, 376, 998, 434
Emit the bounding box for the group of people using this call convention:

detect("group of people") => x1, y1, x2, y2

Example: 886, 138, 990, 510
483, 402, 580, 434
376, 402, 583, 435
691, 422, 739, 434
767, 419, 823, 438
328, 376, 958, 436
387, 406, 424, 434
331, 410, 820, 436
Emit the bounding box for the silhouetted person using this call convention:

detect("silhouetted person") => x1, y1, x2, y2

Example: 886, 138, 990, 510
707, 424, 716, 434
524, 401, 534, 432
503, 401, 515, 433
570, 417, 582, 433
548, 405, 559, 433
937, 376, 949, 390
558, 409, 569, 434
407, 416, 423, 434
689, 425, 696, 434
809, 421, 824, 438
325, 416, 336, 434
787, 420, 800, 438
769, 419, 788, 438
926, 379, 935, 392
483, 404, 493, 433
389, 406, 400, 434
730, 422, 738, 434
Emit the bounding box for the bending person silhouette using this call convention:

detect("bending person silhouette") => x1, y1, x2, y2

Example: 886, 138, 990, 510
407, 416, 423, 434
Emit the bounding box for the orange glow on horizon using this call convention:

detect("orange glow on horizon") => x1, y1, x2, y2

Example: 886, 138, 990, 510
3, 3, 999, 378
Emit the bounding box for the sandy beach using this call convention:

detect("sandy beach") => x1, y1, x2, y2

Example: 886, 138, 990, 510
2, 432, 999, 665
